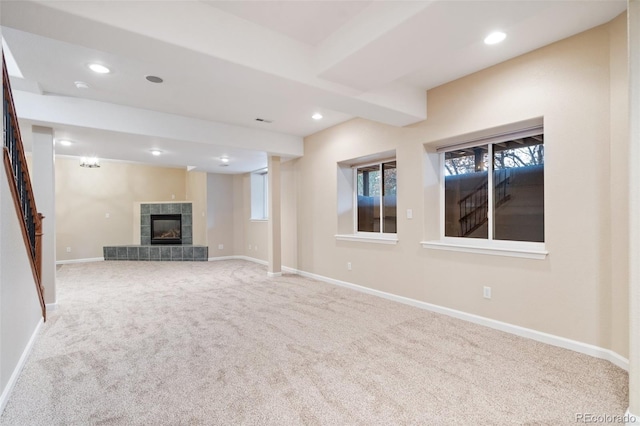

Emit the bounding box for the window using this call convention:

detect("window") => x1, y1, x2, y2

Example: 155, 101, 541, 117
250, 170, 268, 220
355, 160, 397, 234
442, 130, 544, 243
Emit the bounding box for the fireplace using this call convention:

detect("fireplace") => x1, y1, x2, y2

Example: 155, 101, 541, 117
150, 214, 182, 245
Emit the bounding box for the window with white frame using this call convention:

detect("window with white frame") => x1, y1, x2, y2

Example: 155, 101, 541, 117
441, 128, 544, 243
250, 170, 268, 220
355, 160, 397, 234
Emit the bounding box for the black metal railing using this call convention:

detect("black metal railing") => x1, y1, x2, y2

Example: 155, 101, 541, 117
2, 54, 46, 320
458, 169, 511, 237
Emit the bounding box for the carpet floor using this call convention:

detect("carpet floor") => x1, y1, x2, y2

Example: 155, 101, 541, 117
0, 260, 628, 425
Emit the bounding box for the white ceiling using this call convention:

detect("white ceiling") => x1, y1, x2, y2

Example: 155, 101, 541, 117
202, 1, 373, 47
0, 0, 627, 174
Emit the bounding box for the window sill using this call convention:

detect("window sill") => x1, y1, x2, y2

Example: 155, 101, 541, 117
335, 234, 398, 245
420, 240, 548, 260
250, 219, 268, 223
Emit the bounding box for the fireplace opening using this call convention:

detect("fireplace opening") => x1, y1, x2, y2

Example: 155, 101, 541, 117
150, 214, 182, 245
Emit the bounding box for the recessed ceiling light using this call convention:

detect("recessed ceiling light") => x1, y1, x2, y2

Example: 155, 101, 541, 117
220, 156, 230, 163
74, 81, 89, 89
150, 149, 162, 156
312, 113, 323, 120
484, 31, 506, 45
58, 140, 72, 146
145, 75, 163, 84
88, 63, 111, 74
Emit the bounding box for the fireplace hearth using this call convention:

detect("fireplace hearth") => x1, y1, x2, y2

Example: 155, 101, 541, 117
151, 214, 182, 245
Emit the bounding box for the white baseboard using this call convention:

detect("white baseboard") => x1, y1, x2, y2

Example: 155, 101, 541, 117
56, 257, 104, 265
234, 255, 269, 266
0, 318, 43, 415
267, 271, 283, 278
208, 255, 269, 266
208, 256, 240, 262
279, 264, 629, 371
45, 302, 58, 312
627, 409, 639, 425
205, 257, 630, 370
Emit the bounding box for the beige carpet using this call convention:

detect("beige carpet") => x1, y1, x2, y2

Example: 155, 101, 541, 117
0, 260, 628, 425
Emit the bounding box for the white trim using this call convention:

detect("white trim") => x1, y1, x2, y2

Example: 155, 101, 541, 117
217, 257, 627, 371
238, 255, 268, 266
282, 265, 297, 274
338, 149, 396, 167
208, 256, 240, 262
208, 255, 269, 266
0, 318, 43, 415
335, 234, 398, 244
432, 118, 543, 152
421, 240, 548, 259
267, 271, 283, 278
56, 257, 104, 265
249, 219, 268, 223
280, 265, 627, 371
436, 125, 543, 152
626, 409, 639, 425
349, 157, 396, 169
45, 302, 58, 312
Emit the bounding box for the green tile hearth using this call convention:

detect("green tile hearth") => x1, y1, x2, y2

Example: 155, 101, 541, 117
103, 245, 208, 261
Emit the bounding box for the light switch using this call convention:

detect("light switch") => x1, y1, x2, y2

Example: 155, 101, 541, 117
406, 209, 413, 219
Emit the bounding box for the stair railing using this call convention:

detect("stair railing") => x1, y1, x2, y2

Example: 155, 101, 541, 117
2, 54, 46, 321
458, 169, 511, 237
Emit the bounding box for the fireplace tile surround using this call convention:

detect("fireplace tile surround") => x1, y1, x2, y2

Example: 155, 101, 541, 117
103, 202, 208, 262
141, 203, 192, 245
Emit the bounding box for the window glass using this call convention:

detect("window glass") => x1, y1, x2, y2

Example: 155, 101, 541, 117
441, 130, 544, 244
493, 136, 544, 242
356, 160, 396, 234
250, 171, 268, 219
357, 165, 381, 232
444, 146, 489, 238
382, 161, 397, 233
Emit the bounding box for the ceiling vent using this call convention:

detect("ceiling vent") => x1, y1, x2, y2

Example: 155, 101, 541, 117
145, 75, 163, 83
255, 118, 273, 123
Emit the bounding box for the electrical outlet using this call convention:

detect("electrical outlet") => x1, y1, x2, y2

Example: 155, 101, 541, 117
347, 262, 352, 271
483, 286, 492, 299
105, 213, 110, 218
218, 244, 224, 250
255, 245, 258, 251
171, 194, 175, 200
406, 209, 413, 219
66, 247, 71, 253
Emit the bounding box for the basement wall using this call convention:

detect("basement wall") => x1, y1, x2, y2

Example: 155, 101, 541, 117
0, 158, 42, 409
286, 14, 629, 357
55, 158, 187, 261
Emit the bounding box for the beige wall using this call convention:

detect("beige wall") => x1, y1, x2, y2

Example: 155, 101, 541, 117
187, 171, 208, 246
0, 158, 42, 400
55, 158, 187, 260
287, 16, 629, 356
232, 175, 245, 256
230, 160, 297, 266
281, 159, 298, 269
608, 13, 629, 358
237, 173, 268, 261
206, 173, 235, 257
